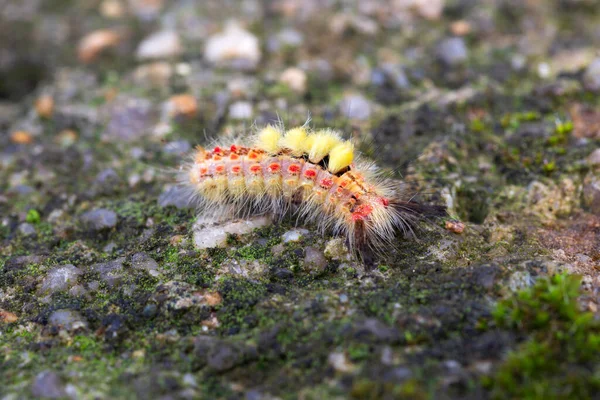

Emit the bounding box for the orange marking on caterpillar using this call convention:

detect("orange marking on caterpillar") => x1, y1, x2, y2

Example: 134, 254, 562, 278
320, 178, 333, 188
230, 165, 242, 174
288, 164, 301, 174
351, 204, 373, 221
268, 163, 281, 173
215, 165, 225, 174
230, 153, 239, 160
303, 169, 317, 179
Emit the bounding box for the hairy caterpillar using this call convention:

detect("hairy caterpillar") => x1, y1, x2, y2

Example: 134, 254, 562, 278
181, 124, 447, 265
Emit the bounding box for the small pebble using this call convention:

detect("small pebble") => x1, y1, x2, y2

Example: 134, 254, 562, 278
583, 58, 600, 92
0, 309, 18, 323
204, 21, 261, 70
279, 67, 307, 94
158, 186, 192, 209
136, 30, 182, 60
17, 223, 36, 237
282, 229, 309, 243
587, 148, 600, 167
10, 131, 33, 144
229, 101, 253, 120
132, 62, 173, 87
31, 371, 66, 399
165, 94, 198, 118
194, 217, 271, 249
303, 247, 327, 271
338, 93, 372, 120
78, 29, 121, 63
436, 37, 468, 66
39, 264, 82, 294
80, 209, 117, 230
35, 95, 54, 118
48, 310, 88, 331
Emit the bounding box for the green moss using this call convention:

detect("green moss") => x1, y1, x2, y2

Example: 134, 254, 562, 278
501, 111, 541, 130
486, 273, 600, 399
25, 209, 41, 224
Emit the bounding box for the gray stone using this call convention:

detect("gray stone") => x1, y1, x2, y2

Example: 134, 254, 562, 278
130, 252, 160, 276
93, 168, 121, 194
31, 371, 66, 399
3, 255, 46, 272
372, 63, 411, 89
81, 209, 117, 230
338, 93, 372, 120
353, 318, 400, 342
436, 37, 469, 66
158, 186, 193, 209
587, 148, 600, 167
104, 97, 156, 142
207, 343, 244, 372
383, 366, 413, 383
17, 223, 36, 237
48, 309, 88, 331
90, 257, 125, 287
39, 264, 82, 294
229, 101, 253, 120
303, 247, 327, 271
583, 58, 600, 92
583, 174, 600, 215
193, 216, 271, 249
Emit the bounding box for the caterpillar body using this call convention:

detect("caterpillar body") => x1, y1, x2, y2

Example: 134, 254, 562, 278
183, 125, 446, 265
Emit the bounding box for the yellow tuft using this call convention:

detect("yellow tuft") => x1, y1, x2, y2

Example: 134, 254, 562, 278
327, 141, 354, 173
301, 134, 316, 154
307, 130, 341, 163
256, 125, 281, 154
279, 127, 308, 156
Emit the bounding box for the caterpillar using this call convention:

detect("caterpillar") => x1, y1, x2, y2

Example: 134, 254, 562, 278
181, 124, 447, 265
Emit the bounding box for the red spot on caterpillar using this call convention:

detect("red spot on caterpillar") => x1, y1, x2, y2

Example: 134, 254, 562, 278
340, 180, 348, 188
320, 178, 333, 188
303, 169, 317, 179
379, 198, 389, 207
268, 163, 281, 173
199, 167, 208, 176
288, 164, 301, 174
248, 151, 258, 160
249, 164, 262, 174
230, 145, 237, 153
213, 146, 222, 153
352, 204, 373, 221
231, 165, 241, 174
215, 165, 225, 174
230, 153, 239, 160
351, 213, 365, 221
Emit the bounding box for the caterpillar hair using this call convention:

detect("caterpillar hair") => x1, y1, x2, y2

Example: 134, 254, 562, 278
180, 123, 447, 266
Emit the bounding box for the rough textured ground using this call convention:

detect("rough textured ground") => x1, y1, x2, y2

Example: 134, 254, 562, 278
1, 0, 600, 399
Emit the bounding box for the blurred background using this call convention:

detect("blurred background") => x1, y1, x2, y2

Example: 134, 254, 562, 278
2, 1, 600, 399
